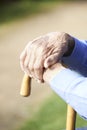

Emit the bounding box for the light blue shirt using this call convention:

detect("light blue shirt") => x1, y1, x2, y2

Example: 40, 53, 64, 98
50, 37, 87, 120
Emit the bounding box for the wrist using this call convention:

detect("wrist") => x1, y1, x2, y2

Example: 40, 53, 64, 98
43, 63, 65, 84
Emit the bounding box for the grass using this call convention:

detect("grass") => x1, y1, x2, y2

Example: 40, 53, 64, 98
17, 93, 87, 130
0, 1, 59, 25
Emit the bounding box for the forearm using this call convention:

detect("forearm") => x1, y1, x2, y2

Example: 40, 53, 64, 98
49, 68, 87, 120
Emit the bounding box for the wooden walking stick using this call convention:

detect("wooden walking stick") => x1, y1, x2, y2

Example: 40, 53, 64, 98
20, 68, 77, 130
66, 105, 76, 130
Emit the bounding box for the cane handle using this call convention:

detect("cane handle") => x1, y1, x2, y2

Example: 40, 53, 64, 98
20, 74, 31, 97
20, 65, 77, 130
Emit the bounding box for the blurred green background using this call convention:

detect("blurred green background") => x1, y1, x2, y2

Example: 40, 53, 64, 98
0, 0, 81, 24
0, 0, 56, 24
0, 0, 87, 130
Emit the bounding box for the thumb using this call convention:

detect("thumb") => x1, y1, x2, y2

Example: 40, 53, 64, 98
44, 53, 59, 68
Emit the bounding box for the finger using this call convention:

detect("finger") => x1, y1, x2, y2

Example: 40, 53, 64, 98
20, 50, 27, 71
44, 53, 59, 68
27, 40, 44, 81
33, 44, 45, 82
27, 53, 35, 78
20, 49, 26, 60
23, 42, 36, 77
22, 55, 31, 76
20, 60, 31, 77
34, 58, 44, 82
24, 55, 29, 68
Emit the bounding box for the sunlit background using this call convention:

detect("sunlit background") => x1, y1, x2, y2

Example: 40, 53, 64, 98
0, 0, 87, 130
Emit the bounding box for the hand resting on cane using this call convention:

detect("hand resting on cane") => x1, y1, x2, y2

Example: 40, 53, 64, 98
20, 31, 87, 119
20, 32, 74, 82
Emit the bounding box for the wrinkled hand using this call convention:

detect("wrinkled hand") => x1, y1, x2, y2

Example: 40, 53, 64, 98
20, 32, 73, 82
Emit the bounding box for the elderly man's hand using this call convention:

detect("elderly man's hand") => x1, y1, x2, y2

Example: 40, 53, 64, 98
20, 32, 74, 82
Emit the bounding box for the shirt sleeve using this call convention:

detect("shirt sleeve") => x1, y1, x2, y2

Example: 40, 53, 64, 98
50, 68, 87, 120
62, 38, 87, 76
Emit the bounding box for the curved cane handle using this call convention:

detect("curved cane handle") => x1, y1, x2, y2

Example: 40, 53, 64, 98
20, 74, 31, 97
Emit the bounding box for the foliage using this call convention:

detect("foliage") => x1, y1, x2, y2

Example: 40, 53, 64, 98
0, 0, 82, 24
0, 0, 81, 6
0, 1, 58, 24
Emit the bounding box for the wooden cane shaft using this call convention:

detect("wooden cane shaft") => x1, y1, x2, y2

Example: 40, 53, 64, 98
20, 74, 31, 97
20, 66, 77, 130
66, 105, 76, 130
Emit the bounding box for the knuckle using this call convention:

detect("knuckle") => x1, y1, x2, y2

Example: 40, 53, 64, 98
61, 32, 69, 39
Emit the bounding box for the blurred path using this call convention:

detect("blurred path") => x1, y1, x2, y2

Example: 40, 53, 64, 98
0, 2, 87, 130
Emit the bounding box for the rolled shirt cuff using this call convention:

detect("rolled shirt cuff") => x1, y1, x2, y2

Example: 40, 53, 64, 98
62, 38, 87, 76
